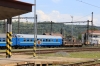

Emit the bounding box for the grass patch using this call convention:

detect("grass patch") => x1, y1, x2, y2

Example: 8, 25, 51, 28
37, 51, 100, 59
69, 51, 100, 58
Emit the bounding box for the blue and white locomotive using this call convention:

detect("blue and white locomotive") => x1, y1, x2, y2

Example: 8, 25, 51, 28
0, 34, 63, 48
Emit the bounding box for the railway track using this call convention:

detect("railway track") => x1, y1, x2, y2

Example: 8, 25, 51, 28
0, 47, 100, 54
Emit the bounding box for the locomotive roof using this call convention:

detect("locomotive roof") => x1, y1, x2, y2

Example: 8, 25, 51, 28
15, 34, 62, 39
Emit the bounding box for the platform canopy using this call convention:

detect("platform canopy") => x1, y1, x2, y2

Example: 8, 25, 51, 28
0, 0, 33, 20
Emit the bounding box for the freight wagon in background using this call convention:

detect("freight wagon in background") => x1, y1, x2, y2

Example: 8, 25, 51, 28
81, 30, 100, 46
63, 36, 82, 47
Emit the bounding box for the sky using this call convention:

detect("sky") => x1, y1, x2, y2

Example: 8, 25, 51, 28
19, 0, 100, 26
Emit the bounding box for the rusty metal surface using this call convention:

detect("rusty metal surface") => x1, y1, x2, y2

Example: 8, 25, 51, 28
0, 0, 33, 11
0, 0, 33, 20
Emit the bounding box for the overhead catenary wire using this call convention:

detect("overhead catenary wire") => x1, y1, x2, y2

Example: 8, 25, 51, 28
74, 0, 99, 22
74, 13, 91, 22
76, 0, 100, 9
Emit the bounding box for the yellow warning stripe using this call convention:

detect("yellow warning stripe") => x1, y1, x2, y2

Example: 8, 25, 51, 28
6, 32, 12, 58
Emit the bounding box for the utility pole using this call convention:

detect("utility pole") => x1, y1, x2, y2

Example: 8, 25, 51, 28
92, 12, 93, 29
71, 16, 73, 36
18, 15, 20, 34
86, 20, 89, 44
33, 0, 37, 57
36, 14, 37, 37
71, 16, 73, 45
63, 24, 65, 38
91, 12, 93, 45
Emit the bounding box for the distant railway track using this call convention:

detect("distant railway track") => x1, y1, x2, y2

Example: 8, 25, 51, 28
0, 47, 100, 54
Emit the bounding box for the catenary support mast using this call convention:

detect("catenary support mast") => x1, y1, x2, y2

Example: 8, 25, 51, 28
33, 0, 37, 57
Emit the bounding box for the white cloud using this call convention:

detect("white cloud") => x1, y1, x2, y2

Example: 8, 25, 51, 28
37, 10, 51, 21
37, 10, 71, 22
